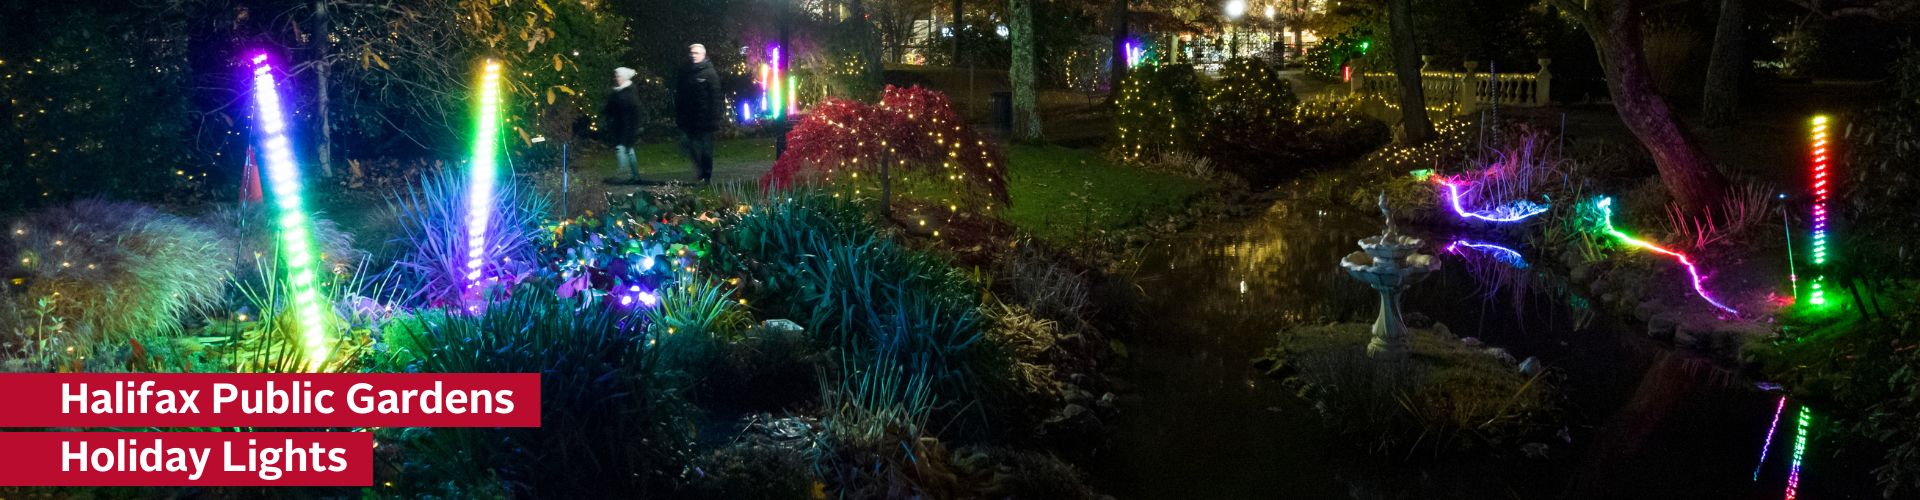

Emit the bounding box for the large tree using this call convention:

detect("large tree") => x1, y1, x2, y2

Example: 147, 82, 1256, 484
1700, 0, 1746, 126
1546, 0, 1728, 209
1386, 0, 1433, 143
1010, 0, 1043, 140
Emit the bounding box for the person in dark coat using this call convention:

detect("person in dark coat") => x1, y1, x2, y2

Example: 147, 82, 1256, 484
674, 43, 723, 183
603, 67, 646, 183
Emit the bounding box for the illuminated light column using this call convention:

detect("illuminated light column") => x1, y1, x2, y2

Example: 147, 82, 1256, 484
787, 74, 798, 116
769, 47, 784, 121
1755, 395, 1787, 481
1808, 115, 1831, 306
467, 60, 503, 285
1785, 405, 1811, 500
1437, 177, 1548, 223
1596, 197, 1740, 315
248, 53, 332, 370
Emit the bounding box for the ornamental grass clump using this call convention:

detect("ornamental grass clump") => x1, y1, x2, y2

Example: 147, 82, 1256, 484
726, 190, 999, 405
377, 287, 694, 497
0, 200, 233, 362
385, 168, 551, 308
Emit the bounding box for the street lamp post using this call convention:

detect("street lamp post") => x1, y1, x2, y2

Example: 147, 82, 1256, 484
1225, 0, 1247, 59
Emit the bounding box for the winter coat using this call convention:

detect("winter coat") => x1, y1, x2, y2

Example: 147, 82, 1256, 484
601, 84, 645, 145
674, 60, 723, 132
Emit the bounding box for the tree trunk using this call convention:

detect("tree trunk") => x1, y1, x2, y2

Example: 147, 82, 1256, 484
314, 0, 335, 178
1700, 0, 1745, 127
1387, 0, 1433, 143
1108, 0, 1129, 92
1010, 0, 1042, 141
850, 0, 885, 91
951, 0, 963, 63
1587, 2, 1727, 208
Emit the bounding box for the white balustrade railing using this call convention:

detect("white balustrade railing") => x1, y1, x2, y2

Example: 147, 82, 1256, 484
1349, 57, 1553, 114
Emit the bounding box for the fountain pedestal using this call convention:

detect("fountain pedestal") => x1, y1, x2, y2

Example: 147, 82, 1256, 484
1339, 233, 1439, 361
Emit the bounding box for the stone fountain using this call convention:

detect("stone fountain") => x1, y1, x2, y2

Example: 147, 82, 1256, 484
1339, 194, 1441, 361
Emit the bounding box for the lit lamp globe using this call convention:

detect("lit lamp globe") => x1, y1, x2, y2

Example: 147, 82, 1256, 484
1224, 0, 1248, 19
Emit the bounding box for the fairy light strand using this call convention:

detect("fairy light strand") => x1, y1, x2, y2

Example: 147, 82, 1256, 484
1436, 177, 1548, 223
1595, 197, 1740, 315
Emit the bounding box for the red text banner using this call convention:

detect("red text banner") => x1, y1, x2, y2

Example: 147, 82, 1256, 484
0, 431, 372, 486
0, 373, 539, 428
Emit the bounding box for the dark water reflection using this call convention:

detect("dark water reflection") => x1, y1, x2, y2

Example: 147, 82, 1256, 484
1086, 199, 1872, 499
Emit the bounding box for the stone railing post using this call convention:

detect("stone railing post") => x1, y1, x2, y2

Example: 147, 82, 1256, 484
1457, 61, 1480, 115
1534, 58, 1553, 106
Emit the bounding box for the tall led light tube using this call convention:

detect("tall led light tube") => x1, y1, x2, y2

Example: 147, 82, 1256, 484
467, 60, 502, 285
248, 53, 332, 370
1808, 115, 1831, 306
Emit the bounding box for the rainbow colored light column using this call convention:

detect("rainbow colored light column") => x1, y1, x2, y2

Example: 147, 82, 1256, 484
1596, 197, 1739, 315
1437, 178, 1548, 223
1785, 405, 1811, 499
1755, 395, 1787, 480
466, 60, 502, 284
1808, 116, 1831, 306
248, 53, 332, 370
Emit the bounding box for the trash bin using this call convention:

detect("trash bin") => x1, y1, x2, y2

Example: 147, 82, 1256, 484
990, 91, 1013, 133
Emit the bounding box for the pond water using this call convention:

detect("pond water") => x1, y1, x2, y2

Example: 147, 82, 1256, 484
1085, 197, 1874, 499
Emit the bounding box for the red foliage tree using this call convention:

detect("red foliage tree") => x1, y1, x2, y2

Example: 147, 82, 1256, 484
763, 85, 1009, 216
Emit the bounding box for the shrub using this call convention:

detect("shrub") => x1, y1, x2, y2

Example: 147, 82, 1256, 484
1204, 59, 1302, 165
377, 287, 693, 497
1112, 64, 1207, 162
0, 200, 233, 362
384, 168, 551, 307
724, 191, 998, 404
989, 241, 1093, 329
762, 86, 1009, 216
645, 272, 750, 363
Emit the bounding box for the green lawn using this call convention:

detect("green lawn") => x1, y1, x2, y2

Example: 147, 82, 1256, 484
570, 137, 1216, 244
579, 136, 779, 183
1000, 145, 1216, 244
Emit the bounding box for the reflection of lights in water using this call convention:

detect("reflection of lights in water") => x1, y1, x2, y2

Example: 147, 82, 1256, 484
1785, 405, 1811, 499
1445, 240, 1528, 269
1594, 197, 1739, 315
1755, 395, 1786, 481
1436, 177, 1548, 223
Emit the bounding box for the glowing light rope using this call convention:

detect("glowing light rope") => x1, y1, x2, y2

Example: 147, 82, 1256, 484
248, 53, 332, 370
467, 60, 502, 284
1446, 240, 1529, 269
1785, 405, 1811, 500
1595, 197, 1740, 315
1808, 116, 1831, 306
1755, 395, 1787, 480
1437, 177, 1549, 222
